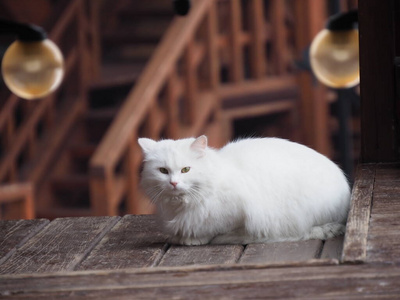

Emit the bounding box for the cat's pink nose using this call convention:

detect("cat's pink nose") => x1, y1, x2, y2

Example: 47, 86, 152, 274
170, 181, 178, 188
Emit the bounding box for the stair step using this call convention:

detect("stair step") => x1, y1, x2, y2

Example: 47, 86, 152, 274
104, 44, 157, 63
51, 174, 89, 190
50, 174, 90, 208
126, 1, 174, 12
119, 9, 173, 18
85, 108, 119, 121
37, 206, 93, 219
110, 1, 173, 19
69, 143, 97, 160
84, 108, 118, 138
91, 62, 144, 88
68, 143, 97, 174
103, 19, 170, 44
82, 116, 113, 144
89, 63, 140, 109
83, 108, 117, 143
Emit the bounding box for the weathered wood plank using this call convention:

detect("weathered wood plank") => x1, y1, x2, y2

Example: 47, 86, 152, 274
370, 203, 400, 216
342, 164, 375, 263
0, 217, 119, 274
373, 184, 400, 194
374, 163, 400, 181
320, 236, 344, 260
77, 215, 168, 270
159, 244, 243, 267
367, 213, 400, 263
1, 264, 400, 299
366, 163, 400, 263
239, 240, 323, 264
367, 233, 400, 263
0, 219, 49, 265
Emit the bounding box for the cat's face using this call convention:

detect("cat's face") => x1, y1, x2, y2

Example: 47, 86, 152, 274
138, 136, 208, 203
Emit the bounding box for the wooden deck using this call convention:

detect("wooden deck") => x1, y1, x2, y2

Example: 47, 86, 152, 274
1, 163, 400, 298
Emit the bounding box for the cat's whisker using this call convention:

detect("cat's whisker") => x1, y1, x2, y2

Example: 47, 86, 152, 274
146, 184, 165, 204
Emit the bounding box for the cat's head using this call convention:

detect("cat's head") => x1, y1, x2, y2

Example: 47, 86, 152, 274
138, 136, 210, 204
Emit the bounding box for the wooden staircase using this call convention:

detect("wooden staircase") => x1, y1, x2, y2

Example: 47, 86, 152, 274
0, 0, 359, 219
0, 0, 99, 219
34, 1, 175, 218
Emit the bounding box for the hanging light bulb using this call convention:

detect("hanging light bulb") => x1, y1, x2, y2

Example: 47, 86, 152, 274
0, 20, 64, 100
310, 10, 359, 89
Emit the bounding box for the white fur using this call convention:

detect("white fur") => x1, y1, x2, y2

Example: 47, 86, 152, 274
138, 136, 350, 245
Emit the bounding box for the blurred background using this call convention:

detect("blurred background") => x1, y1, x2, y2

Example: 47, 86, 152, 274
0, 0, 359, 220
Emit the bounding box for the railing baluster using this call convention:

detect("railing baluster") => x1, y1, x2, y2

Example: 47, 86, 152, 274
90, 0, 309, 216
165, 70, 180, 139
229, 0, 243, 82
249, 0, 266, 79
143, 101, 158, 139
205, 1, 219, 90
6, 116, 14, 152
270, 0, 286, 75
90, 167, 114, 216
183, 40, 198, 127
28, 131, 36, 161
126, 136, 152, 214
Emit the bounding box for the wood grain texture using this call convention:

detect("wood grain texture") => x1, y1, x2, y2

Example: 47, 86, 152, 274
239, 240, 323, 264
367, 163, 400, 263
1, 264, 400, 299
342, 164, 375, 263
0, 217, 119, 274
77, 215, 168, 270
159, 244, 243, 267
0, 219, 49, 265
320, 236, 344, 260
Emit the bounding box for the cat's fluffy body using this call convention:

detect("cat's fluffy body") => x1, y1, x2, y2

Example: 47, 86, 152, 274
138, 136, 350, 245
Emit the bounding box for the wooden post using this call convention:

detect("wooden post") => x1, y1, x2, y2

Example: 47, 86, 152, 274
0, 183, 35, 219
294, 0, 331, 157
359, 0, 399, 162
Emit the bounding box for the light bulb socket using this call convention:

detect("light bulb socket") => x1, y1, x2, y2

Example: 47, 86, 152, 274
326, 10, 358, 31
0, 19, 47, 42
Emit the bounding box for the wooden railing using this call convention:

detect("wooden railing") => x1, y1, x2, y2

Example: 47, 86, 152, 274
90, 0, 300, 216
0, 183, 34, 219
0, 0, 99, 218
90, 0, 220, 215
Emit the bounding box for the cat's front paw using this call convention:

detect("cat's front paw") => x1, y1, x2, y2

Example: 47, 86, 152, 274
169, 236, 211, 246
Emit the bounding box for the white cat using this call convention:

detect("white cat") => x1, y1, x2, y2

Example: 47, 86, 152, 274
138, 136, 350, 245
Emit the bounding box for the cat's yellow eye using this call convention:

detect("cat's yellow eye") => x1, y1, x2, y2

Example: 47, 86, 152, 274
159, 168, 169, 174
181, 167, 190, 174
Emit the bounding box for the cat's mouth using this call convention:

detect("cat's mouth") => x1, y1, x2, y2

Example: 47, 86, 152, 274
164, 194, 188, 205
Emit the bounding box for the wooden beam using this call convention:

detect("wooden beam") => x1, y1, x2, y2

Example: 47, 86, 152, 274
1, 264, 400, 298
342, 164, 375, 263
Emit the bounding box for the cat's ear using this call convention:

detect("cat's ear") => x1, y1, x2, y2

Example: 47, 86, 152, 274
190, 135, 208, 156
138, 138, 156, 153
